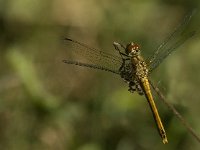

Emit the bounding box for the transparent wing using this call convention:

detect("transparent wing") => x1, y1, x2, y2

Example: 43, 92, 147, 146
62, 38, 123, 74
62, 60, 120, 75
148, 10, 196, 73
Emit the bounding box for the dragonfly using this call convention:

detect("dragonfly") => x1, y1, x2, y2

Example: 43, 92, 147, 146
62, 11, 197, 144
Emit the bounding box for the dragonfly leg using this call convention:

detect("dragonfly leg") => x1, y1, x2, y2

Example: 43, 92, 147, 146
128, 81, 136, 93
119, 57, 131, 75
136, 85, 144, 95
128, 80, 143, 95
113, 42, 128, 59
135, 80, 144, 95
113, 42, 126, 49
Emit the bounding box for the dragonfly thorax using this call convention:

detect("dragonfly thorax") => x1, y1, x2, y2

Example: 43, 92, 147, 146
126, 42, 140, 56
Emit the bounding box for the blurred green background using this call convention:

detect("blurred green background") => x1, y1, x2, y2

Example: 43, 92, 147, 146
1, 0, 200, 149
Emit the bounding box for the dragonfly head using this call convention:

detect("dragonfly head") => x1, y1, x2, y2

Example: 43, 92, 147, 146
126, 42, 140, 56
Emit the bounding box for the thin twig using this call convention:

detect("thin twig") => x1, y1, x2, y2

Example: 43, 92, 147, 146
150, 80, 200, 143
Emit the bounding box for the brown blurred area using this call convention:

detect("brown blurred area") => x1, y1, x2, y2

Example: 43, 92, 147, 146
0, 0, 200, 149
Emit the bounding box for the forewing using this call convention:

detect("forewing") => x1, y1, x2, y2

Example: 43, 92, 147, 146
148, 10, 196, 73
63, 38, 123, 74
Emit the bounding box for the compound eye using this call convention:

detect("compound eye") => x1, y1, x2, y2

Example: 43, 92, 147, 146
126, 42, 140, 55
133, 44, 140, 51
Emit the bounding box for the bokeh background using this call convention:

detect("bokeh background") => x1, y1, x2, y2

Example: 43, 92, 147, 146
1, 0, 200, 150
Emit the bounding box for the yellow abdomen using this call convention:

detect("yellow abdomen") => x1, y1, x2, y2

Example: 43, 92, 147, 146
140, 77, 168, 144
